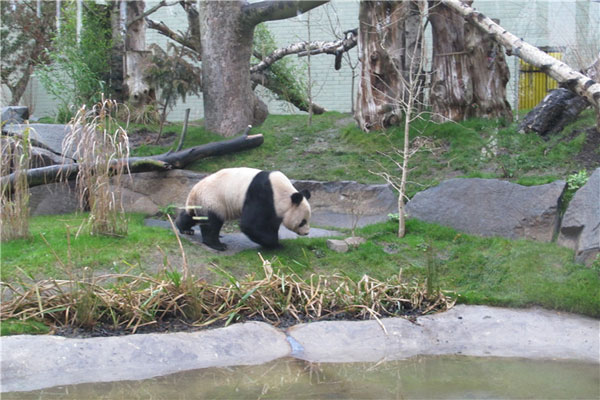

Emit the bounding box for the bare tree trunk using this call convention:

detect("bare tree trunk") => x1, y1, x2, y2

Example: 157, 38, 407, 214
429, 1, 512, 122
442, 0, 600, 127
464, 17, 512, 120
428, 1, 472, 122
124, 1, 153, 105
108, 0, 125, 103
199, 0, 268, 136
355, 0, 424, 132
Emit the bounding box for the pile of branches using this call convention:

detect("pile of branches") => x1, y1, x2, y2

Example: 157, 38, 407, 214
0, 256, 454, 335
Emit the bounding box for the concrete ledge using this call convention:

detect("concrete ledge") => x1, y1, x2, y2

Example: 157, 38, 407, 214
2, 306, 598, 393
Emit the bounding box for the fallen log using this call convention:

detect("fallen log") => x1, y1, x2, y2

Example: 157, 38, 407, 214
519, 56, 599, 135
1, 133, 264, 192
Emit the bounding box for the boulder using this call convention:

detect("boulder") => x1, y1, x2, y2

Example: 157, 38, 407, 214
558, 168, 600, 266
1, 106, 29, 124
119, 170, 207, 215
406, 178, 566, 242
29, 182, 80, 216
292, 180, 397, 228
2, 123, 76, 158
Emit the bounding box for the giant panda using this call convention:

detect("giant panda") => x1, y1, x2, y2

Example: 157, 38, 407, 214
175, 167, 311, 251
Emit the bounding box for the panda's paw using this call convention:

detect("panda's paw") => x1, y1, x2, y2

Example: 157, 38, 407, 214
205, 241, 227, 251
181, 229, 195, 235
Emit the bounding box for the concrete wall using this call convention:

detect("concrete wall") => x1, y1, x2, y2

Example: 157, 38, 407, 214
3, 0, 598, 121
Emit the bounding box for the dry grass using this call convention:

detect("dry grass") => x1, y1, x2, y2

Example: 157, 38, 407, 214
63, 96, 130, 237
1, 125, 31, 241
0, 252, 454, 334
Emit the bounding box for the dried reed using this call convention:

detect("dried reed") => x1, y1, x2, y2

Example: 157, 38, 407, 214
0, 254, 454, 334
1, 125, 31, 241
63, 96, 130, 237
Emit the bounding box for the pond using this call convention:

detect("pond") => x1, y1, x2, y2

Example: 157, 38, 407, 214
4, 355, 598, 399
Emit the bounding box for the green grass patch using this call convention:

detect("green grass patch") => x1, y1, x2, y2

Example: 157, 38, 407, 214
1, 319, 50, 336
0, 213, 178, 281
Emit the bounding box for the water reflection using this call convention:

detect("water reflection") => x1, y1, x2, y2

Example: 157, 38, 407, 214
5, 356, 599, 399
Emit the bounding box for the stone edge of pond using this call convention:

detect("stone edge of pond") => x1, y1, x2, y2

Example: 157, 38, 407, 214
1, 305, 599, 393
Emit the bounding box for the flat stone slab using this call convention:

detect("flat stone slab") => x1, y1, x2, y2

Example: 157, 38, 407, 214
2, 306, 598, 393
287, 305, 599, 364
0, 321, 289, 393
406, 178, 566, 242
558, 168, 600, 265
145, 218, 341, 255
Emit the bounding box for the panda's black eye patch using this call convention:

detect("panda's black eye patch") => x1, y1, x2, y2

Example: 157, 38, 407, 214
298, 219, 307, 228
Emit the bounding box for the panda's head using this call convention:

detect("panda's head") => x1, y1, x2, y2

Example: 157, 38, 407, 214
283, 189, 311, 236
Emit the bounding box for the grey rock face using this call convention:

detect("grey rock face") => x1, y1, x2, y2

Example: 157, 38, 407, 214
3, 124, 74, 158
558, 168, 600, 265
292, 180, 397, 228
1, 106, 29, 124
406, 178, 566, 241
119, 170, 207, 215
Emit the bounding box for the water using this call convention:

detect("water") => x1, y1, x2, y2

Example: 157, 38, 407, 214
4, 356, 599, 399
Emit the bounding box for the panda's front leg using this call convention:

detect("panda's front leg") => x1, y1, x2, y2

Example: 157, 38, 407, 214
241, 219, 281, 249
200, 212, 227, 251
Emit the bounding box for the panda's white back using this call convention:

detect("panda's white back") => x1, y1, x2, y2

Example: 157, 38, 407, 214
186, 167, 261, 220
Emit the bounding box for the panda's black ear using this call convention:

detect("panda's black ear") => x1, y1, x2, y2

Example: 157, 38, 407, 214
291, 192, 304, 205
300, 189, 311, 200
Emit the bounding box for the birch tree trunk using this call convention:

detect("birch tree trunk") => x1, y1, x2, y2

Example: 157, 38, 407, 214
355, 0, 425, 132
442, 0, 600, 126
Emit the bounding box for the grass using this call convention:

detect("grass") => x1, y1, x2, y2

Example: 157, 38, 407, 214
131, 110, 594, 198
3, 214, 597, 321
0, 213, 178, 281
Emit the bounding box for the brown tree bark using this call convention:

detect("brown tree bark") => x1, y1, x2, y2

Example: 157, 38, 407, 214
464, 18, 512, 120
198, 0, 328, 137
428, 1, 472, 122
108, 0, 125, 103
355, 0, 425, 132
429, 1, 512, 122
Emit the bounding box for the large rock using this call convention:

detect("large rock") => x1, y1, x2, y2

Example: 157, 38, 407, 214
2, 123, 76, 158
558, 168, 600, 265
1, 106, 29, 124
292, 180, 397, 228
406, 178, 566, 241
120, 170, 207, 215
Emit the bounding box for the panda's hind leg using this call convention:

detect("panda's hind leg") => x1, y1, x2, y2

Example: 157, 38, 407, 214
175, 210, 196, 235
199, 211, 227, 251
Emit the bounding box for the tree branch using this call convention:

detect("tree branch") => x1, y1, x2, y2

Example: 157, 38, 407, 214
1, 133, 264, 192
146, 18, 199, 53
250, 30, 357, 73
127, 0, 179, 30
242, 0, 329, 28
251, 72, 325, 114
